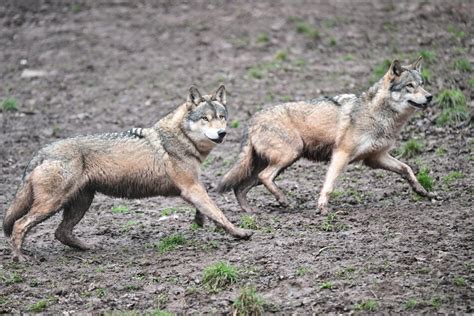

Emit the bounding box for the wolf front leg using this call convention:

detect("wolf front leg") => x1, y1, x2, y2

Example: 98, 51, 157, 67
318, 150, 351, 214
365, 152, 435, 198
179, 183, 252, 239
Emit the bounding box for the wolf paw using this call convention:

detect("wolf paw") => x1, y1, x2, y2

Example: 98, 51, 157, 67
317, 204, 330, 215
233, 228, 253, 240
12, 253, 31, 263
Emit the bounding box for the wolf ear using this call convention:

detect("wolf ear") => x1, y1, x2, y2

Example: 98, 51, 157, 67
410, 56, 423, 72
388, 59, 404, 77
213, 84, 226, 105
187, 86, 202, 109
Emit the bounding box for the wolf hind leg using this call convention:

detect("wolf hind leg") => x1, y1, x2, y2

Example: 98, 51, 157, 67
11, 198, 62, 262
55, 191, 94, 250
234, 176, 260, 213
258, 151, 298, 207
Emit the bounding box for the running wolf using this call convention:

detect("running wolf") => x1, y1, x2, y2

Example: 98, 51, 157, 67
3, 85, 252, 262
218, 57, 435, 213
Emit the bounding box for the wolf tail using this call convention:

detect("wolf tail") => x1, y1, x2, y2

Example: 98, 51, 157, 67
217, 128, 255, 193
3, 179, 33, 237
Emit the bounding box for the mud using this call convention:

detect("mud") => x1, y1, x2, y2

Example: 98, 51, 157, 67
0, 0, 472, 314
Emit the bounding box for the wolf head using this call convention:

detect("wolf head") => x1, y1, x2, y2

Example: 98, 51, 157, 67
383, 56, 433, 112
182, 85, 228, 150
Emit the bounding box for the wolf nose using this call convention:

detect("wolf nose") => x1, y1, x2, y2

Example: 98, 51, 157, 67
426, 94, 433, 103
218, 130, 227, 139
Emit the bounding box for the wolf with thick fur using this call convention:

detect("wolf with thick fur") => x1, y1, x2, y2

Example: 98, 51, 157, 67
3, 85, 252, 262
218, 57, 435, 213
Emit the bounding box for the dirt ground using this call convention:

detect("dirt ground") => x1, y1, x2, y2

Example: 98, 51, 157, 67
0, 0, 472, 314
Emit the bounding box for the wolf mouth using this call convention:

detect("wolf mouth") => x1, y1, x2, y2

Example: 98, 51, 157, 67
208, 137, 224, 144
408, 100, 428, 109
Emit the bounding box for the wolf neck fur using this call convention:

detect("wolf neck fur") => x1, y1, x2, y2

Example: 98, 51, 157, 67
152, 103, 209, 162
362, 78, 415, 132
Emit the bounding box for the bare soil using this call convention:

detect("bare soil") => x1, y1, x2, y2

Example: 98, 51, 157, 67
0, 0, 472, 314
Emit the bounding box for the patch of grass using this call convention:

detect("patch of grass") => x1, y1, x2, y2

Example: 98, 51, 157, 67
447, 25, 465, 38
160, 207, 177, 216
28, 299, 48, 312
1, 271, 23, 285
453, 58, 472, 72
329, 37, 337, 46
453, 276, 466, 286
232, 286, 265, 316
295, 58, 306, 67
371, 59, 391, 83
248, 67, 264, 79
121, 220, 138, 232
330, 190, 343, 199
256, 33, 269, 44
295, 20, 320, 40
230, 119, 240, 128
355, 299, 378, 311
468, 77, 474, 88
95, 288, 107, 298
190, 222, 200, 231
429, 296, 443, 309
343, 54, 355, 61
320, 281, 333, 289
320, 212, 347, 232
404, 298, 418, 310
155, 233, 186, 253
2, 98, 18, 112
296, 266, 308, 277
435, 88, 469, 126
419, 49, 437, 64
435, 147, 446, 156
421, 68, 432, 83
202, 261, 239, 291
437, 89, 467, 109
149, 310, 173, 316
274, 51, 287, 62
400, 139, 424, 158
443, 171, 464, 185
111, 205, 129, 214
417, 167, 434, 192
240, 215, 258, 230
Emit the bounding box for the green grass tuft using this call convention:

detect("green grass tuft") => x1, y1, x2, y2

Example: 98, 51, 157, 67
155, 233, 186, 253
371, 59, 391, 83
453, 58, 472, 72
28, 299, 48, 312
443, 171, 464, 185
435, 89, 469, 126
2, 98, 18, 112
404, 298, 418, 310
453, 276, 466, 286
420, 68, 432, 83
111, 205, 129, 214
256, 33, 270, 44
295, 20, 320, 40
417, 167, 434, 191
419, 50, 437, 63
447, 25, 465, 38
320, 281, 333, 289
230, 119, 240, 128
232, 286, 265, 316
468, 77, 474, 88
400, 139, 424, 158
202, 262, 239, 291
1, 271, 23, 285
274, 51, 288, 62
356, 299, 378, 311
239, 215, 259, 230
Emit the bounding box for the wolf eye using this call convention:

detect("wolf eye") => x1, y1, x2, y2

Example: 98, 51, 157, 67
406, 83, 415, 89
218, 115, 225, 120
201, 117, 209, 122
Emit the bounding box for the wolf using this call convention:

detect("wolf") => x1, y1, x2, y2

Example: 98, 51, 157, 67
218, 57, 435, 214
3, 85, 252, 262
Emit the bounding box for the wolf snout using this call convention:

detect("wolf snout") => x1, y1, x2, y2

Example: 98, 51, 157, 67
426, 94, 433, 103
218, 129, 227, 139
